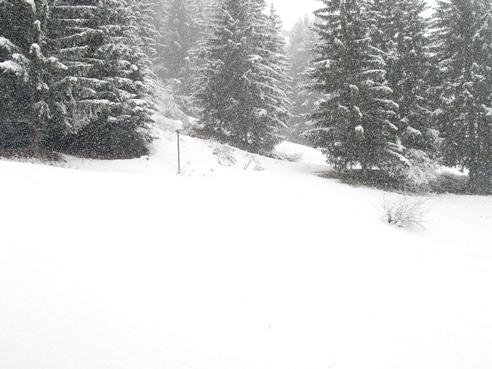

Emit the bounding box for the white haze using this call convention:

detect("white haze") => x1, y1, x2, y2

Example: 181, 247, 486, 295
272, 0, 438, 30
271, 0, 318, 29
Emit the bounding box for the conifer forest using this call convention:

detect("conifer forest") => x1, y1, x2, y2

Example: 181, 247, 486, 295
0, 0, 491, 193
1, 2, 492, 369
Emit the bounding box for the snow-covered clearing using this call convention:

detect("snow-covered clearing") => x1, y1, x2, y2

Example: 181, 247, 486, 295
1, 130, 491, 369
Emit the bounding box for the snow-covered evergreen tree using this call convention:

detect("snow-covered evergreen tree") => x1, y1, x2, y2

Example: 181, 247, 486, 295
0, 0, 34, 148
307, 0, 400, 174
369, 0, 438, 186
197, 0, 254, 145
152, 0, 168, 78
197, 0, 287, 153
129, 0, 158, 61
0, 0, 76, 152
286, 15, 318, 143
159, 0, 205, 97
253, 3, 290, 150
47, 0, 108, 137
431, 0, 492, 193
187, 0, 220, 108
75, 0, 152, 158
48, 0, 152, 158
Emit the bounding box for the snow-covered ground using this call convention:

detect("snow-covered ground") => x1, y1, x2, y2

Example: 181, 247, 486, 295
1, 130, 491, 369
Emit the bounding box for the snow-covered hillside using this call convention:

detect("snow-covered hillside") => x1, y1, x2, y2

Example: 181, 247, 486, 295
1, 132, 491, 369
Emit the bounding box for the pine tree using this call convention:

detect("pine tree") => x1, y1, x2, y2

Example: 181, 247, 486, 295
286, 15, 318, 143
0, 0, 34, 148
152, 0, 168, 79
75, 0, 152, 158
129, 0, 158, 61
197, 0, 253, 145
369, 0, 438, 186
308, 0, 400, 174
252, 3, 289, 150
0, 0, 75, 153
47, 0, 108, 137
48, 0, 152, 158
431, 0, 492, 193
197, 0, 287, 153
159, 0, 204, 98
188, 0, 220, 109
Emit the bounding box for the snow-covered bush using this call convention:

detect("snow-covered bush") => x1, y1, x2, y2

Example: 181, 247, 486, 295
244, 155, 264, 171
403, 150, 438, 190
381, 195, 427, 229
380, 149, 438, 192
387, 149, 438, 191
213, 145, 236, 167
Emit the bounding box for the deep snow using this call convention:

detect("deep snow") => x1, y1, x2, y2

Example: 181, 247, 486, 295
1, 130, 491, 369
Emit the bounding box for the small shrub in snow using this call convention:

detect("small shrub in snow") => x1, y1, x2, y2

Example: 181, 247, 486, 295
381, 195, 427, 229
213, 145, 236, 167
244, 155, 264, 171
382, 149, 438, 192
402, 150, 439, 191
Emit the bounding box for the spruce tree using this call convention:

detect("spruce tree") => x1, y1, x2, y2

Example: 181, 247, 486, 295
197, 0, 287, 153
431, 0, 492, 193
286, 16, 318, 143
252, 3, 289, 150
74, 0, 152, 158
308, 0, 400, 174
188, 0, 221, 109
152, 0, 169, 80
47, 0, 108, 137
0, 0, 76, 153
48, 0, 153, 158
0, 0, 34, 148
369, 0, 438, 185
197, 0, 253, 145
160, 0, 204, 101
129, 0, 158, 61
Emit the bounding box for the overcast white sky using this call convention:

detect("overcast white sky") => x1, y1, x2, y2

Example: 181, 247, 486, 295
271, 0, 319, 30
271, 0, 437, 30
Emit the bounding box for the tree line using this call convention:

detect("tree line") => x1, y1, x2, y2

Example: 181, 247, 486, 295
1, 0, 491, 193
300, 0, 492, 193
0, 0, 285, 158
0, 0, 158, 158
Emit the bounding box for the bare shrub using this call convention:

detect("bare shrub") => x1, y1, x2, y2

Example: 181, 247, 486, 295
381, 195, 428, 229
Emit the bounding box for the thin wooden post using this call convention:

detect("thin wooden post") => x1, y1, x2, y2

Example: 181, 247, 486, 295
177, 130, 181, 175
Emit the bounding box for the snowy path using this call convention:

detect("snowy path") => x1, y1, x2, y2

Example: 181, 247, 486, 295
0, 134, 491, 369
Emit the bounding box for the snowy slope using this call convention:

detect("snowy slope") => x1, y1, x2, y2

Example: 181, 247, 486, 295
59, 128, 327, 176
1, 131, 491, 369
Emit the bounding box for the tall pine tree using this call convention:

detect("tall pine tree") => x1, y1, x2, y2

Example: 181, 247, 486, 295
369, 0, 438, 186
308, 0, 400, 174
431, 0, 492, 193
250, 3, 289, 151
0, 0, 35, 148
48, 0, 153, 158
197, 0, 288, 153
159, 0, 206, 107
286, 15, 318, 143
0, 0, 76, 153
